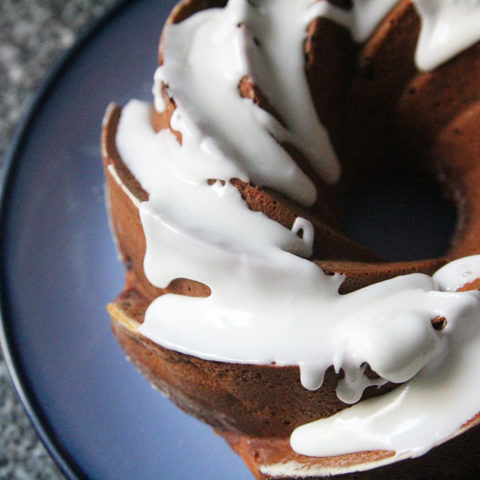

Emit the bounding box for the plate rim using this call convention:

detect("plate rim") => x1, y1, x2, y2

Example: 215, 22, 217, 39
0, 1, 130, 479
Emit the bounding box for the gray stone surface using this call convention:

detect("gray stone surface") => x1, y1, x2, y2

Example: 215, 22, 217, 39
0, 1, 116, 478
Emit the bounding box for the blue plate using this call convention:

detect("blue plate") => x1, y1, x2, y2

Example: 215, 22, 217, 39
0, 1, 251, 478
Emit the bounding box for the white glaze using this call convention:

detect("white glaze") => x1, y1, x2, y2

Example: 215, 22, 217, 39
114, 0, 480, 465
306, 0, 480, 71
318, 0, 397, 42
291, 285, 480, 457
414, 0, 480, 71
434, 255, 480, 292
152, 0, 341, 206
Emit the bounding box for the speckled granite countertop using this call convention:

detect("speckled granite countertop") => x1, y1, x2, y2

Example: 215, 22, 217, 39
0, 1, 116, 478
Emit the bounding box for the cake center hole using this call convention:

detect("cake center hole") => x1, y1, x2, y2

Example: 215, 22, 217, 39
344, 170, 457, 262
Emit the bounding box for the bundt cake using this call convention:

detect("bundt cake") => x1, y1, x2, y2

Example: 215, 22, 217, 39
101, 0, 480, 478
